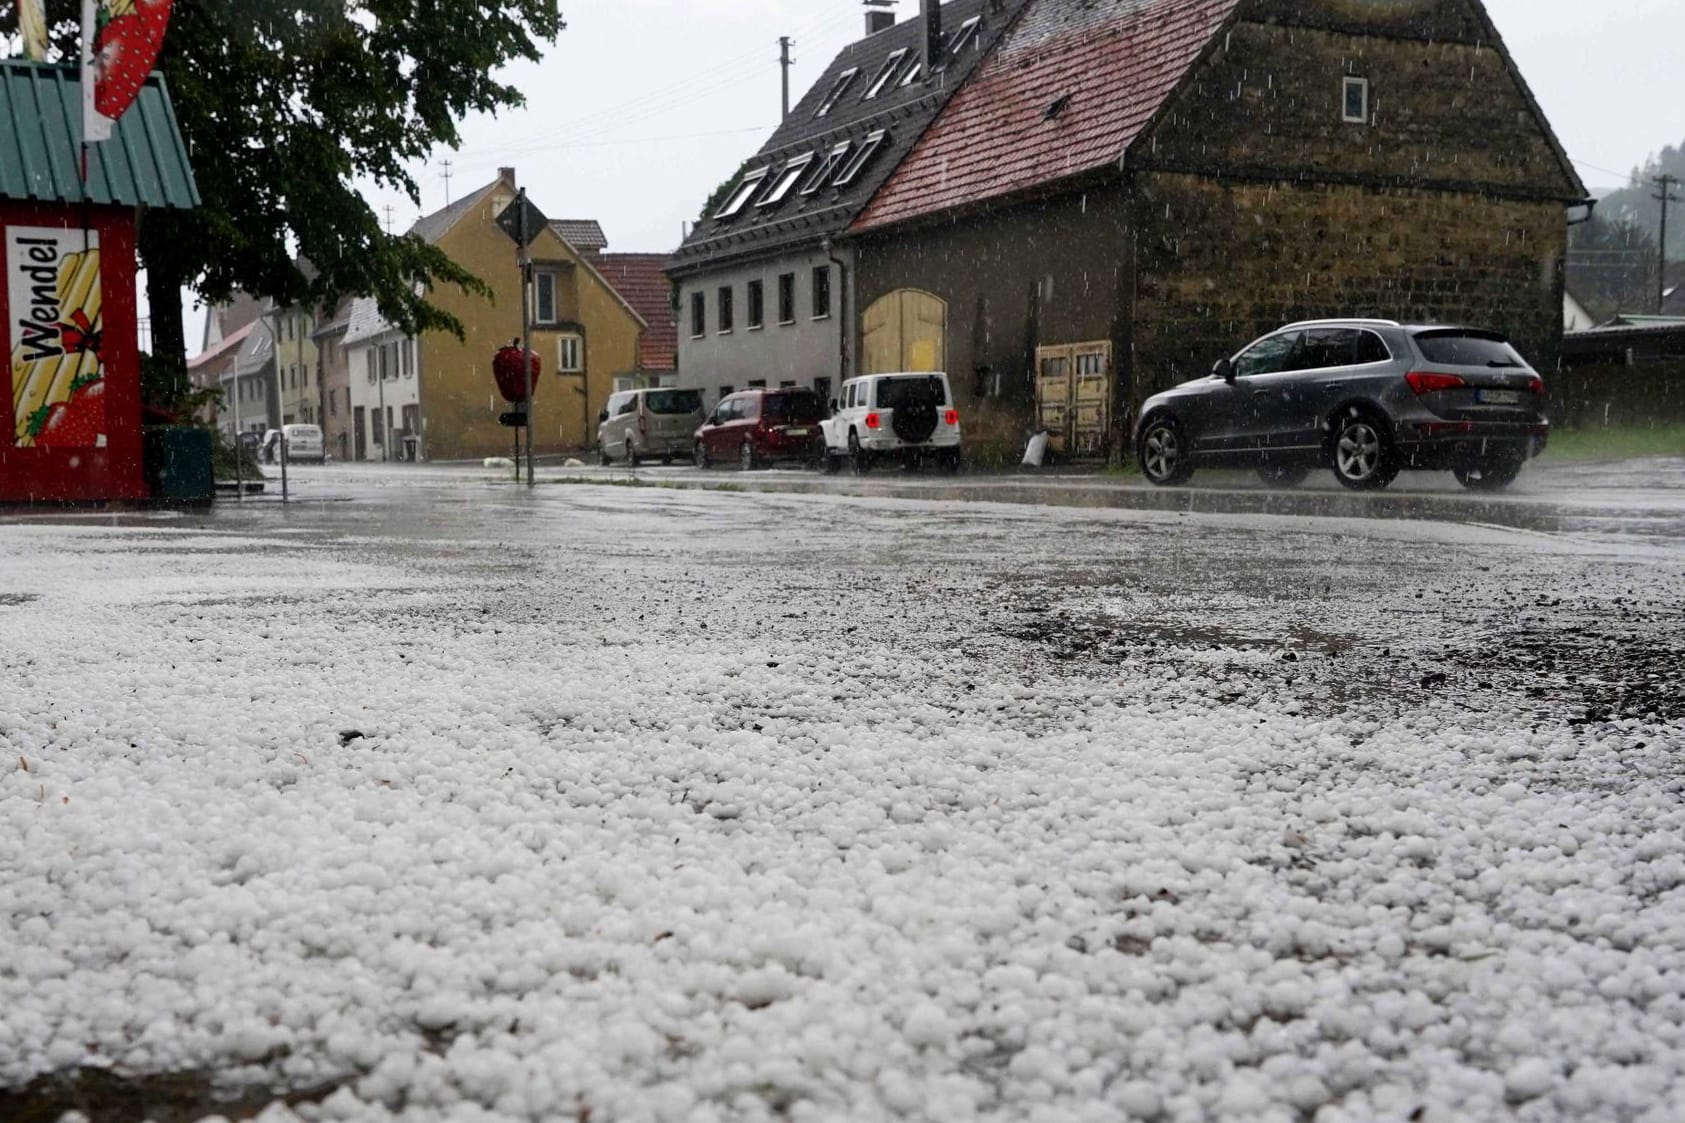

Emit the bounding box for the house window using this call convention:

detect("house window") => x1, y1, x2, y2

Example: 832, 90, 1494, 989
777, 273, 796, 324
948, 16, 981, 57
403, 340, 415, 378
864, 49, 907, 100
329, 390, 337, 416
812, 266, 832, 320
372, 408, 384, 443
535, 270, 559, 324
758, 155, 812, 207
366, 350, 377, 383
690, 292, 706, 338
718, 385, 734, 402
747, 279, 765, 329
558, 335, 583, 372
833, 130, 887, 187
1343, 76, 1368, 124
718, 286, 734, 334
897, 55, 923, 89
814, 68, 859, 117
714, 169, 768, 219
803, 142, 851, 195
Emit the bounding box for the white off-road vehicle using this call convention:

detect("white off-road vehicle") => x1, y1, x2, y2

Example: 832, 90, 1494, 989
820, 372, 963, 473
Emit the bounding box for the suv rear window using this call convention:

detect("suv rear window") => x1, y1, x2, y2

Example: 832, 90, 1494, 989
765, 390, 823, 424
644, 390, 702, 415
1413, 332, 1525, 368
875, 376, 947, 409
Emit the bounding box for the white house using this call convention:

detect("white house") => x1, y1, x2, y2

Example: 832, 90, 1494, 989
343, 298, 422, 462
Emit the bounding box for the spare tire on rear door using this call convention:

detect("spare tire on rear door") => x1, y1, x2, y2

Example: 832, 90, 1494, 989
891, 382, 940, 444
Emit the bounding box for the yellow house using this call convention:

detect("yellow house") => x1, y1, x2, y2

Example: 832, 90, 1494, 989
414, 169, 654, 460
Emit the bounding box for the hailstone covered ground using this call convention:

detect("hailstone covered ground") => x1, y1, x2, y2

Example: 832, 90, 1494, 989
1, 482, 1682, 1122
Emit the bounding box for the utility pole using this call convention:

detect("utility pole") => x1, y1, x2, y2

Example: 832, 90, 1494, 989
440, 159, 455, 205
779, 37, 794, 119
1655, 174, 1681, 314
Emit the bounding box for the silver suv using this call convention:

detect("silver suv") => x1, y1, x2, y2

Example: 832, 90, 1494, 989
1135, 320, 1550, 491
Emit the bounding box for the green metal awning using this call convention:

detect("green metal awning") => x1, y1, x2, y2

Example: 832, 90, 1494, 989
0, 60, 200, 210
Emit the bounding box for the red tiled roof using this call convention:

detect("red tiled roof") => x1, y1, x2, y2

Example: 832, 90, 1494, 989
597, 254, 678, 371
855, 0, 1242, 232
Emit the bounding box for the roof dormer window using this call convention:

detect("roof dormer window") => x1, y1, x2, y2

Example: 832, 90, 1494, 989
714, 168, 768, 219
948, 17, 982, 57
758, 154, 814, 207
863, 49, 908, 100
802, 141, 852, 195
832, 130, 887, 187
815, 68, 859, 118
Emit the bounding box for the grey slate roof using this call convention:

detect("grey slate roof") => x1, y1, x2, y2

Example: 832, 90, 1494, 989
408, 179, 501, 245
0, 60, 199, 209
667, 0, 1029, 277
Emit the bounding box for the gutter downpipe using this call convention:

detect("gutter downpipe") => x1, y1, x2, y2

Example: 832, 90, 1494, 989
823, 236, 849, 383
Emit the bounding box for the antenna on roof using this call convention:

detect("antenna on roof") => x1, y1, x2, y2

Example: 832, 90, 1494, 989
440, 159, 455, 206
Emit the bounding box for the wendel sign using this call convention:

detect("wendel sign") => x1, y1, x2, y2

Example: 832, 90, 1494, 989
7, 0, 173, 452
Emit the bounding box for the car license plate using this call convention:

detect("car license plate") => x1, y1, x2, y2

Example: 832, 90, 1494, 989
1476, 389, 1522, 405
786, 427, 809, 437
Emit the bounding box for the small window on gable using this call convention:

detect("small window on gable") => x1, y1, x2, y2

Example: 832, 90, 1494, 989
803, 142, 851, 195
1342, 76, 1368, 124
758, 154, 813, 207
864, 49, 907, 100
815, 68, 859, 118
948, 16, 981, 57
714, 169, 768, 219
833, 130, 887, 187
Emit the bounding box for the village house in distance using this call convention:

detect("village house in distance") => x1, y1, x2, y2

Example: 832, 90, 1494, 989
197, 170, 677, 462
673, 0, 1589, 462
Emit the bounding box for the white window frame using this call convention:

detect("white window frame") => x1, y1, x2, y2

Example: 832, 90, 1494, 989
897, 55, 924, 89
714, 169, 768, 219
690, 291, 706, 339
833, 130, 887, 187
534, 269, 559, 324
864, 49, 907, 100
1342, 76, 1369, 124
814, 68, 859, 118
558, 334, 583, 373
802, 142, 851, 195
948, 17, 981, 57
758, 154, 813, 207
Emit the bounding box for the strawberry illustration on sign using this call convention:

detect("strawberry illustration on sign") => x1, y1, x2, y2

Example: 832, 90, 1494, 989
81, 0, 173, 144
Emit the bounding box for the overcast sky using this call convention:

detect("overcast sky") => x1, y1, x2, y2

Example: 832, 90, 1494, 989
172, 0, 1685, 349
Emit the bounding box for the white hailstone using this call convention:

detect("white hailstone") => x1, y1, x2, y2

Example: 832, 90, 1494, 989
1112, 1080, 1162, 1119
903, 1001, 956, 1048
1504, 1058, 1556, 1102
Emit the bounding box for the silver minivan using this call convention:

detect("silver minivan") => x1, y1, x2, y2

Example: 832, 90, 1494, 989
597, 388, 705, 465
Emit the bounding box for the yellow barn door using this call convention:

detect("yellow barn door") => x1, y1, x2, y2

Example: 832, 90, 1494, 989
862, 290, 947, 374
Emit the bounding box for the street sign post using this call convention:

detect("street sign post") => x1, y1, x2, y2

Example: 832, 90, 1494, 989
495, 190, 550, 487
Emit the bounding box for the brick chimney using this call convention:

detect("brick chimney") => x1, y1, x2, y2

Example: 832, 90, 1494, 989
497, 166, 516, 188
921, 0, 943, 74
865, 0, 895, 35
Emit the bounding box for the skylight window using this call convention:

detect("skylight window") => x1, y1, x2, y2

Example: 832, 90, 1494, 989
714, 169, 768, 219
802, 141, 852, 195
863, 49, 908, 100
758, 154, 814, 207
948, 16, 982, 57
897, 56, 924, 88
832, 130, 887, 187
815, 68, 859, 118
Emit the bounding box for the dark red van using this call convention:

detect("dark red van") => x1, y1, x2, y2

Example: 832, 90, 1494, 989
694, 388, 826, 469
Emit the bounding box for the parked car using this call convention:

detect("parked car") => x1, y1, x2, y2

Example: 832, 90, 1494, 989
598, 388, 705, 465
820, 372, 962, 473
282, 424, 325, 463
694, 387, 826, 470
1134, 320, 1550, 492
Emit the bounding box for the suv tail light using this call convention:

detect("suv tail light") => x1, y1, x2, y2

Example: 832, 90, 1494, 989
1405, 371, 1467, 395
865, 412, 881, 430
1526, 376, 1546, 395
944, 409, 959, 426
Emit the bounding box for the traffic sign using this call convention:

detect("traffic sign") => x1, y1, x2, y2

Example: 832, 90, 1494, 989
496, 194, 550, 247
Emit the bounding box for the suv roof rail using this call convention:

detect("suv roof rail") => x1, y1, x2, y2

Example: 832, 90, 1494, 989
1280, 318, 1402, 330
